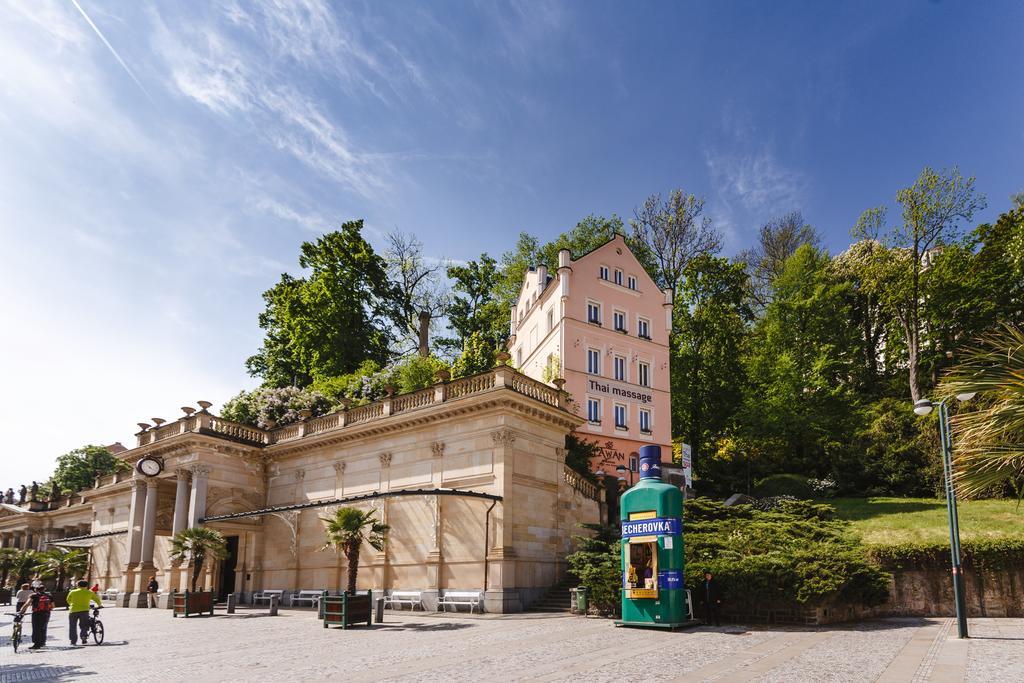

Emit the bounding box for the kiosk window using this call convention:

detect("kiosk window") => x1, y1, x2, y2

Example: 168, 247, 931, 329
625, 540, 658, 598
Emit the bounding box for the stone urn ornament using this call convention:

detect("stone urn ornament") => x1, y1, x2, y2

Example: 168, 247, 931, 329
553, 378, 566, 391
496, 351, 512, 366
197, 400, 213, 412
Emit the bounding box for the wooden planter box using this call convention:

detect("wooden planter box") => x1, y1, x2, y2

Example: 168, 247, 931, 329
172, 590, 215, 618
322, 591, 373, 629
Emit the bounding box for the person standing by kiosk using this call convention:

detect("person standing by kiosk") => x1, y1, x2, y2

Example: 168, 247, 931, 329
700, 572, 722, 626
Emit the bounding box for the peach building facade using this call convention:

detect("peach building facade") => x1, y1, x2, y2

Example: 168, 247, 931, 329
508, 234, 674, 476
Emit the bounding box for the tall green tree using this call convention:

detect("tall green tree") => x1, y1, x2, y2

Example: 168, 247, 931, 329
854, 167, 985, 402
671, 255, 750, 476
442, 253, 507, 354
246, 221, 399, 387
50, 445, 127, 495
0, 548, 18, 589
740, 245, 860, 476
320, 507, 389, 595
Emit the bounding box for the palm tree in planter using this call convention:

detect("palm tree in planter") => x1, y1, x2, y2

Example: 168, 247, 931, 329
37, 548, 89, 591
321, 507, 389, 594
169, 527, 228, 593
10, 550, 40, 587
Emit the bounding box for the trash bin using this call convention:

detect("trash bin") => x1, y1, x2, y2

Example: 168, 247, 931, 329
576, 586, 588, 615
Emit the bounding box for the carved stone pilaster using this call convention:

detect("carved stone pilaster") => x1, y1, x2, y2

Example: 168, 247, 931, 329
431, 442, 445, 458
379, 452, 392, 468
294, 469, 306, 482
332, 461, 346, 474
189, 464, 212, 478
491, 429, 516, 448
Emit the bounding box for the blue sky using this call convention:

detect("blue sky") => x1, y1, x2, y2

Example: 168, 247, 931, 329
1, 0, 1021, 485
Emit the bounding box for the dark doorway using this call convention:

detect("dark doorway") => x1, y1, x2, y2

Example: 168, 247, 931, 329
218, 535, 239, 601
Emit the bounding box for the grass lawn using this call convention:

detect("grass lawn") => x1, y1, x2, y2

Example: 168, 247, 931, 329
827, 497, 1024, 545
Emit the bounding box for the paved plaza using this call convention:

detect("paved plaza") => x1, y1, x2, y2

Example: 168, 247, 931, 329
0, 608, 1021, 682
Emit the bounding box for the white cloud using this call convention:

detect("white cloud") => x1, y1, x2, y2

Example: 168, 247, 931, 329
705, 147, 806, 217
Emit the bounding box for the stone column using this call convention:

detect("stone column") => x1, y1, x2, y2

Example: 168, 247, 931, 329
120, 479, 147, 602
172, 469, 190, 536
126, 480, 147, 566
187, 465, 211, 527
139, 478, 159, 567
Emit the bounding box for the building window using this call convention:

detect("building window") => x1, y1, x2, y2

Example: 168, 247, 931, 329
613, 310, 626, 332
639, 409, 651, 434
599, 265, 609, 280
614, 269, 623, 286
629, 454, 638, 472
638, 361, 650, 387
627, 275, 637, 290
587, 301, 601, 325
587, 398, 601, 423
587, 348, 601, 375
614, 404, 627, 430
516, 348, 522, 367
547, 309, 554, 332
614, 355, 626, 381
638, 317, 651, 339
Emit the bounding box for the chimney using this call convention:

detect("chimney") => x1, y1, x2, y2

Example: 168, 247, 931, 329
537, 265, 548, 290
418, 311, 431, 357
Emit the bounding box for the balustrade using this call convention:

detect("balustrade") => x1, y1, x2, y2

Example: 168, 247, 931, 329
126, 368, 571, 452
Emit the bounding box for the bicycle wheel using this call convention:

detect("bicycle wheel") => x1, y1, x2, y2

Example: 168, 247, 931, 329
12, 623, 21, 652
92, 620, 104, 645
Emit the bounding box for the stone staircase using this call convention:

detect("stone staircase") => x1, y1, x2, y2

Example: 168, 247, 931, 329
527, 576, 578, 613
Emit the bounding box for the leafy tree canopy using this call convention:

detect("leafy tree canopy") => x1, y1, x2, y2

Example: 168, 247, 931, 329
50, 445, 127, 495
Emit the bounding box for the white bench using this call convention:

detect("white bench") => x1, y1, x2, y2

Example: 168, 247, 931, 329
383, 590, 424, 611
252, 589, 285, 606
439, 590, 483, 614
289, 590, 326, 608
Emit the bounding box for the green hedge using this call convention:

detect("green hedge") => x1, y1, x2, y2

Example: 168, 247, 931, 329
867, 538, 1024, 572
754, 474, 814, 499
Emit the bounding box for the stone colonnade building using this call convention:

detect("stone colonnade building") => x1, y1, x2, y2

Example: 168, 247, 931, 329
0, 366, 603, 612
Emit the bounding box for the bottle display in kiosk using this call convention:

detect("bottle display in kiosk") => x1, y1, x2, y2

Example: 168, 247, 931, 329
617, 444, 688, 629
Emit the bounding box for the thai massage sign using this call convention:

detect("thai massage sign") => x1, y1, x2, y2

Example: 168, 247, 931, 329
621, 516, 681, 539
587, 378, 653, 405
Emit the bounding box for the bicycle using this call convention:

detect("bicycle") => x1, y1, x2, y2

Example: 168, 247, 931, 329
9, 613, 23, 652
84, 606, 104, 645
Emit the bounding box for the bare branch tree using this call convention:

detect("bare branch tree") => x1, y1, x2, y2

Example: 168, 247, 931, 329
384, 229, 450, 356
630, 189, 721, 291
738, 211, 821, 312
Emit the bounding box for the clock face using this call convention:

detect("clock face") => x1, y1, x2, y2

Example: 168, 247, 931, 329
138, 458, 162, 476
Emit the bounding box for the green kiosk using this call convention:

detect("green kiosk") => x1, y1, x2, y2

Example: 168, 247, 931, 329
616, 444, 692, 629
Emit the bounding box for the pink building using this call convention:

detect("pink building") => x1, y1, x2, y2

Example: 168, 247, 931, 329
508, 234, 674, 477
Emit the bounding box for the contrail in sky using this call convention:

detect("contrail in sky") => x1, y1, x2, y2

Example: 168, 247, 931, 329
69, 0, 154, 103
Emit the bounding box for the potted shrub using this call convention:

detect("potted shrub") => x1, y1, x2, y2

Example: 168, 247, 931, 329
169, 527, 227, 617
319, 507, 388, 628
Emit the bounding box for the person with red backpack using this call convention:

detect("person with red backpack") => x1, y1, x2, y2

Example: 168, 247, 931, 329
17, 583, 53, 649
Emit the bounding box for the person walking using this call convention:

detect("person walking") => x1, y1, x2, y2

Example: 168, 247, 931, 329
15, 583, 33, 612
67, 580, 102, 646
146, 576, 159, 608
701, 572, 722, 627
17, 584, 53, 649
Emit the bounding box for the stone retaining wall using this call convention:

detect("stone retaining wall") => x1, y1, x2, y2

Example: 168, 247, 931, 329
718, 565, 1024, 625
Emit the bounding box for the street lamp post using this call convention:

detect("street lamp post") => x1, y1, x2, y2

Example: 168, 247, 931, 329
615, 464, 636, 488
914, 392, 975, 639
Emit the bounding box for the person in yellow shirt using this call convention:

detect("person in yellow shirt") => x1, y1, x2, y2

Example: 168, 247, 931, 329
66, 580, 102, 646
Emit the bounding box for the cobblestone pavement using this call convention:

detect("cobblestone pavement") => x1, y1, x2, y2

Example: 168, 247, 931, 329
0, 608, 1021, 682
